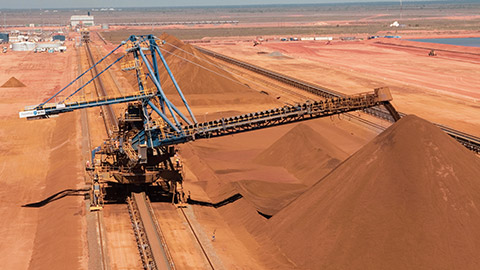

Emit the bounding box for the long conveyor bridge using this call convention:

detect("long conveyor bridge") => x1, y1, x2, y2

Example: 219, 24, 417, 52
130, 88, 395, 148
196, 46, 480, 153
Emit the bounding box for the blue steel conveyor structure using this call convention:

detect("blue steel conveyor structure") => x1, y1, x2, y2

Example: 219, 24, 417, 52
19, 34, 400, 209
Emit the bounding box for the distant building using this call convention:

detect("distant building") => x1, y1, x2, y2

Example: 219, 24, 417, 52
70, 15, 94, 27
9, 35, 26, 43
12, 42, 36, 51
390, 21, 400, 27
53, 35, 66, 41
0, 33, 9, 43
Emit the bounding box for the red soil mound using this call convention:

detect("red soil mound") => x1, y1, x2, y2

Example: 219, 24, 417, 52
255, 123, 348, 186
267, 115, 480, 269
1, 76, 26, 87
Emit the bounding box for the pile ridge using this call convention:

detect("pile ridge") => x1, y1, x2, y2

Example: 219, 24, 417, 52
267, 115, 480, 269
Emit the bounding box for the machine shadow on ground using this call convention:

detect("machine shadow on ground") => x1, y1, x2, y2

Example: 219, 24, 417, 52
186, 193, 243, 208
22, 188, 89, 208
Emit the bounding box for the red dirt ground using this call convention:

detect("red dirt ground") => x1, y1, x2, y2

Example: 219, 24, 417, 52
3, 13, 479, 268
0, 46, 86, 269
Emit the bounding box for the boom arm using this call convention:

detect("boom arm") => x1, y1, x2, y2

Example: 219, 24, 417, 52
19, 90, 157, 120
131, 88, 395, 149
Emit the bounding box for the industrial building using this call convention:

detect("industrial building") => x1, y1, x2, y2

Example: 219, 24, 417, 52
9, 35, 28, 43
71, 15, 94, 27
0, 33, 8, 43
53, 35, 66, 41
12, 42, 36, 51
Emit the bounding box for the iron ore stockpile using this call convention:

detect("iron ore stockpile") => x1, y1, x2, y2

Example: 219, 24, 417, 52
1, 76, 26, 87
266, 115, 480, 269
4, 29, 480, 270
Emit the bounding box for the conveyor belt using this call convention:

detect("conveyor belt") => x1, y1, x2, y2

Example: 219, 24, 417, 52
197, 46, 480, 153
131, 91, 393, 148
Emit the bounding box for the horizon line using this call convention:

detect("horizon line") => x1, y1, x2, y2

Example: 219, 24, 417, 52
0, 0, 451, 11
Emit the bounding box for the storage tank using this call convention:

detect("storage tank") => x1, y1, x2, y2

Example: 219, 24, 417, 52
12, 42, 36, 51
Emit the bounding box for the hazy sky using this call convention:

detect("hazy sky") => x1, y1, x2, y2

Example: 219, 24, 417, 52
0, 0, 417, 9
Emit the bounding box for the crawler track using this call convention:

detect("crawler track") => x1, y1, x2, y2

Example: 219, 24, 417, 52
127, 192, 175, 270
197, 46, 480, 153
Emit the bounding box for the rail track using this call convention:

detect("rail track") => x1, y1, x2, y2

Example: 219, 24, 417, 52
178, 207, 216, 269
127, 192, 175, 270
79, 45, 110, 270
197, 46, 480, 153
96, 32, 108, 45
126, 193, 216, 270
85, 42, 118, 135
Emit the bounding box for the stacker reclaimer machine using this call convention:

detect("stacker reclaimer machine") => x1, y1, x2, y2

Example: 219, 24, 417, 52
19, 34, 400, 210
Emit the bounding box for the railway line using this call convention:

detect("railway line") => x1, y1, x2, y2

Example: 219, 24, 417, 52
196, 46, 480, 153
85, 42, 118, 135
127, 192, 175, 270
178, 207, 216, 269
78, 45, 109, 270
